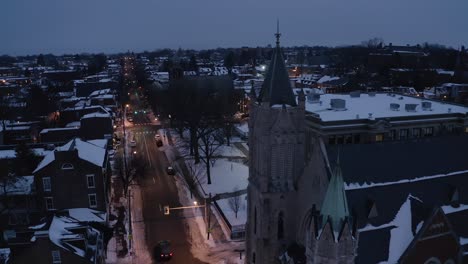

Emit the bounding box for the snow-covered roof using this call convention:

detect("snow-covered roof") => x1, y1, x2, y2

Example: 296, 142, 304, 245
0, 176, 34, 196
40, 127, 79, 134
88, 88, 111, 97
0, 248, 10, 263
49, 208, 105, 259
0, 148, 51, 159
303, 93, 468, 122
317, 75, 340, 84
359, 195, 419, 263
81, 112, 111, 119
34, 138, 107, 173
66, 121, 81, 128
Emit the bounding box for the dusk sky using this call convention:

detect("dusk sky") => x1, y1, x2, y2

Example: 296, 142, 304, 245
1, 0, 467, 55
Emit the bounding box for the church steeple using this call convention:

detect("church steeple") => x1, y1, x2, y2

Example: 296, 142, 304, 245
319, 154, 351, 240
258, 21, 297, 107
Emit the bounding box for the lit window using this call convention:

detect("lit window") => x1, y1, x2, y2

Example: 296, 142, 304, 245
42, 177, 51, 192
45, 197, 54, 211
61, 163, 74, 170
375, 134, 384, 142
52, 250, 61, 263
87, 174, 95, 188
465, 127, 468, 133
88, 194, 97, 208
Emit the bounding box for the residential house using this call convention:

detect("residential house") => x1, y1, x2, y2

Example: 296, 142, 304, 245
33, 138, 109, 213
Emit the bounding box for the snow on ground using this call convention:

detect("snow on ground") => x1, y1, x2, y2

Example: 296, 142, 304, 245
174, 172, 245, 264
217, 144, 245, 157
216, 194, 247, 227
128, 185, 152, 264
200, 159, 248, 196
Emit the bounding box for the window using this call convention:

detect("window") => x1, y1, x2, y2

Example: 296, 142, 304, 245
254, 207, 257, 235
45, 197, 54, 211
88, 194, 97, 208
86, 174, 95, 188
353, 134, 361, 144
399, 129, 408, 140
344, 134, 352, 144
375, 134, 384, 142
52, 250, 61, 263
42, 177, 51, 192
277, 212, 284, 240
388, 130, 396, 140
465, 127, 468, 133
424, 257, 441, 264
61, 163, 74, 170
413, 128, 421, 138
328, 135, 336, 145
252, 252, 256, 263
336, 135, 344, 144
423, 127, 434, 137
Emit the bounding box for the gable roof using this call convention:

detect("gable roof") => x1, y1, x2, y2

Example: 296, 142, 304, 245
33, 138, 107, 173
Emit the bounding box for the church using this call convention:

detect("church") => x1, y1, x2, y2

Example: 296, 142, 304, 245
245, 31, 468, 264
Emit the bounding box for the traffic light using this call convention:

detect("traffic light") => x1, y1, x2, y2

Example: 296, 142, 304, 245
164, 206, 170, 215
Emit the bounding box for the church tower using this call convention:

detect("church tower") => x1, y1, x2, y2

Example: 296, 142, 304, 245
246, 23, 306, 263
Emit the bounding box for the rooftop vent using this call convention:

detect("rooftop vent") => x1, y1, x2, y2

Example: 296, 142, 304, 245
330, 98, 346, 111
350, 91, 361, 98
421, 101, 432, 111
390, 103, 400, 111
306, 93, 321, 104
448, 108, 452, 113
405, 104, 418, 112
368, 113, 374, 120
368, 92, 376, 97
398, 96, 404, 100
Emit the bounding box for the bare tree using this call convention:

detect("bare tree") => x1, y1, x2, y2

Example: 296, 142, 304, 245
0, 164, 18, 215
361, 37, 384, 49
185, 159, 206, 198
228, 187, 242, 218
114, 153, 147, 196
198, 127, 223, 185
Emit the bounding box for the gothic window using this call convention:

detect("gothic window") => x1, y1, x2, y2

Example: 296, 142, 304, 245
278, 212, 284, 240
254, 207, 257, 234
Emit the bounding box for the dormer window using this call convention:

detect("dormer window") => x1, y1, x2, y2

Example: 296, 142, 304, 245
61, 163, 74, 170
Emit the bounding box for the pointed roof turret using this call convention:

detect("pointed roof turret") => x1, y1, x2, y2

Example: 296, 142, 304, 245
258, 21, 297, 107
320, 154, 350, 238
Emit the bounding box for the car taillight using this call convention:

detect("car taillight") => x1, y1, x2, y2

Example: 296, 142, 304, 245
160, 254, 163, 257
170, 253, 173, 256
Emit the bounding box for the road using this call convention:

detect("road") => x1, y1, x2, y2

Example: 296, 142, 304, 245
126, 114, 207, 264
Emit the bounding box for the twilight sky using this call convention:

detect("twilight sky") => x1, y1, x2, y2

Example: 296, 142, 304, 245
1, 0, 467, 55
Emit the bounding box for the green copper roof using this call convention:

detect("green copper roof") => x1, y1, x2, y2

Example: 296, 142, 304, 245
258, 33, 296, 107
320, 155, 350, 234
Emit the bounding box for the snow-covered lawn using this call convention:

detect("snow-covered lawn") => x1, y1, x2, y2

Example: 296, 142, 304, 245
217, 144, 245, 157
200, 159, 248, 196
216, 194, 247, 227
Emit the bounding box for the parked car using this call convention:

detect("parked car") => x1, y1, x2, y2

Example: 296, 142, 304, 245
166, 166, 175, 175
130, 139, 136, 147
154, 240, 173, 261
154, 134, 161, 140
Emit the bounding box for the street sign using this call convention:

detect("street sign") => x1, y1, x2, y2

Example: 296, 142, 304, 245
164, 206, 170, 215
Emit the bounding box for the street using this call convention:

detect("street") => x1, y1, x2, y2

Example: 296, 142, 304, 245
123, 112, 206, 264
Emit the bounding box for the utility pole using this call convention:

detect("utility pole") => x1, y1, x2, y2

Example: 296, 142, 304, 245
207, 193, 212, 240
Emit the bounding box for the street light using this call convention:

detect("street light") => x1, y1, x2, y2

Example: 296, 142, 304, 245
133, 150, 137, 155
193, 201, 198, 206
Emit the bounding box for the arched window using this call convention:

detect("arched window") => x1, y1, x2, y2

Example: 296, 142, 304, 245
61, 163, 74, 170
444, 259, 455, 264
278, 212, 284, 240
254, 207, 257, 235
424, 257, 441, 264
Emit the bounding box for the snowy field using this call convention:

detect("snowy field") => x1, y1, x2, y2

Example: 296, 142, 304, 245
200, 159, 248, 195
216, 194, 248, 227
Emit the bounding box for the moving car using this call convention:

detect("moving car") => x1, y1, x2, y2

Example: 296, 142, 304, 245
129, 139, 136, 147
154, 240, 173, 261
166, 166, 175, 175
154, 134, 161, 140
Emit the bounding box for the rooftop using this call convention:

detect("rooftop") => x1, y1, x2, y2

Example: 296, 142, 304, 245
301, 92, 468, 122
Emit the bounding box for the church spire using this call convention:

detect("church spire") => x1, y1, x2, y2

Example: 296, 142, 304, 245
275, 19, 281, 47
319, 153, 351, 240
257, 22, 297, 107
